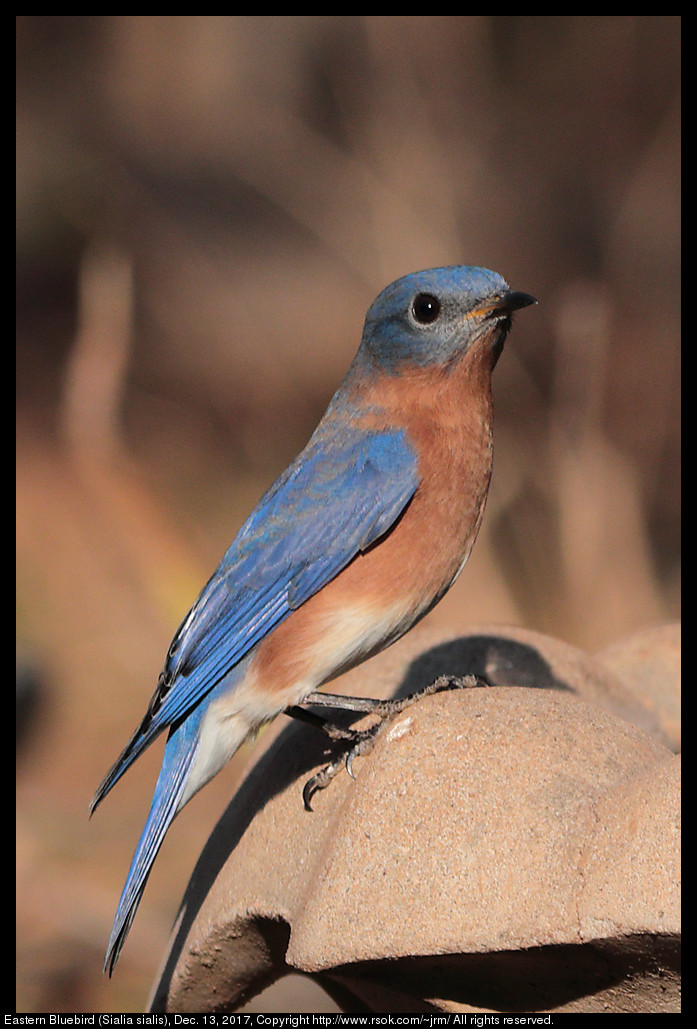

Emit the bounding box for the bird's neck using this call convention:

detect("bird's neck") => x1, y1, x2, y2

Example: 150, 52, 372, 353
334, 340, 496, 441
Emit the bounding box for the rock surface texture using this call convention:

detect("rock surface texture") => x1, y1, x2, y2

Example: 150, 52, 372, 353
149, 623, 680, 1014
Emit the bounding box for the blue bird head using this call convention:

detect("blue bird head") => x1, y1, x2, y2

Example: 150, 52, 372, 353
359, 265, 535, 371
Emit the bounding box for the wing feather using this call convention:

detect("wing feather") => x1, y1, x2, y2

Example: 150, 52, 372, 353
91, 426, 419, 811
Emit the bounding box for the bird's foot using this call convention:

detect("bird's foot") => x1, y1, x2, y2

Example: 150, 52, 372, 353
294, 673, 490, 810
301, 721, 387, 810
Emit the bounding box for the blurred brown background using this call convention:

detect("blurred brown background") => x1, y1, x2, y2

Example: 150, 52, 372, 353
16, 16, 680, 1014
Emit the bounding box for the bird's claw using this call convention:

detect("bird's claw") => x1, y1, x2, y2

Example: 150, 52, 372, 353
303, 725, 381, 809
302, 756, 344, 810
302, 674, 488, 810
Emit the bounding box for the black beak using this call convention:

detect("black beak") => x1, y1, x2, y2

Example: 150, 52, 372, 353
500, 290, 537, 312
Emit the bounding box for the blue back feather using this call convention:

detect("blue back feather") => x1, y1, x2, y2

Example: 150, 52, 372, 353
91, 422, 419, 809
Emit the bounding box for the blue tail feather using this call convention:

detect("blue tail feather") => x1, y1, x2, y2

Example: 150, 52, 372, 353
104, 716, 201, 975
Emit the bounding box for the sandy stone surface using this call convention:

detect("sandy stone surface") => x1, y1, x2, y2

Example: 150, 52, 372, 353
150, 623, 680, 1013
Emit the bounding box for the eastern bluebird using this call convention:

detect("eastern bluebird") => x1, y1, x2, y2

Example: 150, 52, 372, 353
91, 265, 535, 973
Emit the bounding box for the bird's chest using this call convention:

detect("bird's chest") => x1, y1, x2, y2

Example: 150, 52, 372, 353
399, 400, 493, 589
353, 361, 496, 599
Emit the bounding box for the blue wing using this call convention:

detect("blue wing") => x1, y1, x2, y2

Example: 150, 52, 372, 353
91, 425, 419, 813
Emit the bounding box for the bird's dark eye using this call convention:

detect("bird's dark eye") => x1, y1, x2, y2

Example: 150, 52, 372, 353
412, 293, 441, 324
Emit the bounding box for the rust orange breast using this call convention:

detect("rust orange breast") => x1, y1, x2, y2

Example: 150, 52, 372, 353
250, 335, 498, 697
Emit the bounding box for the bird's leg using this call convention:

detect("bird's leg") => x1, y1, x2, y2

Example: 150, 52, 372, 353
295, 674, 492, 810
284, 704, 358, 742
303, 673, 492, 716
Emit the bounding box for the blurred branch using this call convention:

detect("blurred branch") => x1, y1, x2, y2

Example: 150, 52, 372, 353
59, 241, 206, 633
62, 244, 133, 459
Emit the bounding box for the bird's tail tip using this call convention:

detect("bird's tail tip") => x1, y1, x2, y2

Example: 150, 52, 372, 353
88, 766, 116, 818
103, 910, 135, 976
